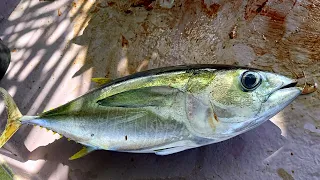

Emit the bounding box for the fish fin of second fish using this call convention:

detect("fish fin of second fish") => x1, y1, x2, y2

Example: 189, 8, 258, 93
97, 86, 182, 108
69, 146, 97, 160
0, 88, 23, 148
91, 77, 112, 86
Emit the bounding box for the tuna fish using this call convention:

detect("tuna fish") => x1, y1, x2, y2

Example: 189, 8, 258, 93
0, 65, 304, 160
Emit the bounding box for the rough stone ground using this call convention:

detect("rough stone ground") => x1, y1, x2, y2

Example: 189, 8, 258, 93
0, 0, 319, 179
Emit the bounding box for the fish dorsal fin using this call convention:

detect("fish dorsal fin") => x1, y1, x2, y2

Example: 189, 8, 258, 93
96, 86, 183, 108
69, 146, 97, 160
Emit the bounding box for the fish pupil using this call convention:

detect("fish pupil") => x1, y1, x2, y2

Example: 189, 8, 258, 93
244, 74, 257, 88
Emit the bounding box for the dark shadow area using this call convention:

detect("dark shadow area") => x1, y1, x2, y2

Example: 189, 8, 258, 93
0, 0, 21, 22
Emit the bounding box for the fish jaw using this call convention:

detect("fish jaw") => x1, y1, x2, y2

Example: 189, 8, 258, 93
254, 73, 301, 125
259, 87, 301, 120
231, 87, 301, 137
214, 87, 301, 140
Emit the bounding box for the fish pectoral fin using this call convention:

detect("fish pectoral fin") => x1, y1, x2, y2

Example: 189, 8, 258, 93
91, 77, 112, 86
69, 146, 97, 160
97, 86, 183, 108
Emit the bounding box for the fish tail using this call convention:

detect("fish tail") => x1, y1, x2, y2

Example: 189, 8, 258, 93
0, 88, 23, 148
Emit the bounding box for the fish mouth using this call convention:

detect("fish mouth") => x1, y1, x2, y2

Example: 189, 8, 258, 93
262, 80, 301, 117
279, 81, 298, 90
262, 80, 299, 102
257, 77, 301, 122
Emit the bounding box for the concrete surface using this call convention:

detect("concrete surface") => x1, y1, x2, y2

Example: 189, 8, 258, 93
0, 0, 319, 179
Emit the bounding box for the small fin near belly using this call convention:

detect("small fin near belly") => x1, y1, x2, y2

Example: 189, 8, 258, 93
154, 146, 193, 155
96, 86, 182, 107
153, 140, 197, 155
69, 146, 97, 160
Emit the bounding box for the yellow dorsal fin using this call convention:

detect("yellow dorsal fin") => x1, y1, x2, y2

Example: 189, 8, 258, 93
91, 77, 112, 86
69, 146, 96, 160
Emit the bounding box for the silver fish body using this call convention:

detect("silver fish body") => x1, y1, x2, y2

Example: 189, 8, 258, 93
0, 65, 302, 159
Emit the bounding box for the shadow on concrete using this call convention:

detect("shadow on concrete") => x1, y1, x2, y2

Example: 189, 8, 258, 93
0, 0, 21, 22
0, 0, 95, 179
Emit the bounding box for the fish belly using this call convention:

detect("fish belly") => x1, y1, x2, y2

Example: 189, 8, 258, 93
30, 108, 193, 152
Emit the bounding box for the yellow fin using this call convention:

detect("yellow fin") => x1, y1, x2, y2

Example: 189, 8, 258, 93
42, 108, 54, 113
69, 146, 96, 160
91, 77, 111, 86
0, 88, 23, 148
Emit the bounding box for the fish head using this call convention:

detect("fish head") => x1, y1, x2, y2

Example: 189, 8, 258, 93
208, 69, 301, 139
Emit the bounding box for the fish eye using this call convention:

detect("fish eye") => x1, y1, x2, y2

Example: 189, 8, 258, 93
240, 71, 262, 91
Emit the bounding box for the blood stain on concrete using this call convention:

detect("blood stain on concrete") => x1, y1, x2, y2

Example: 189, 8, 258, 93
201, 0, 220, 18
245, 0, 268, 21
